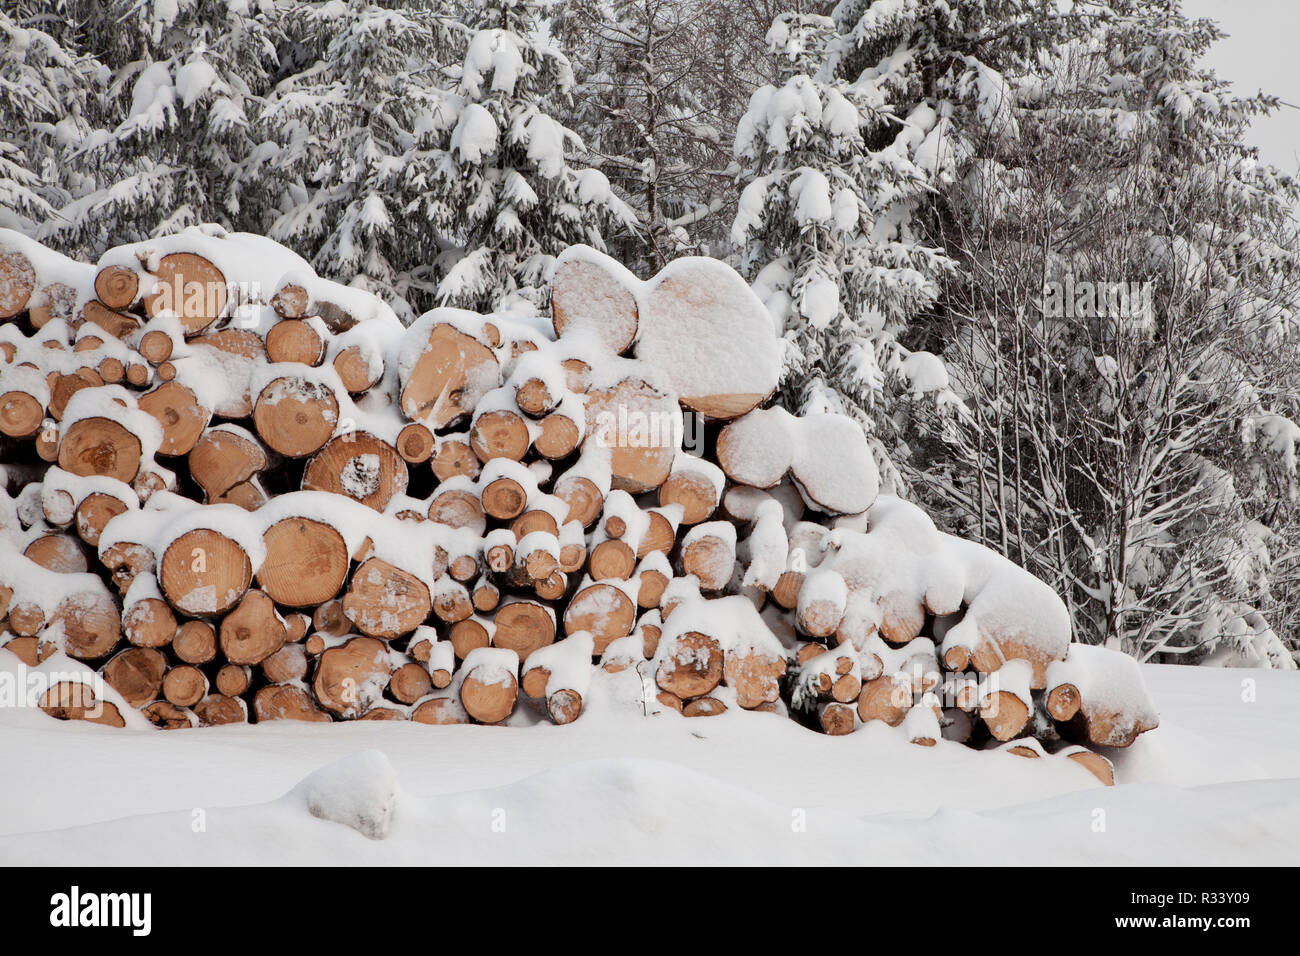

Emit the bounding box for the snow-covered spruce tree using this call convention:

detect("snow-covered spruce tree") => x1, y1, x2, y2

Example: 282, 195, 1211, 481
43, 0, 283, 253
0, 7, 96, 235
730, 10, 955, 491
912, 1, 1300, 666
434, 0, 637, 313
254, 0, 463, 320
554, 0, 753, 272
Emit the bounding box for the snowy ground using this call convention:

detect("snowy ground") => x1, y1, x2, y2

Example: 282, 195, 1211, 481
0, 653, 1296, 865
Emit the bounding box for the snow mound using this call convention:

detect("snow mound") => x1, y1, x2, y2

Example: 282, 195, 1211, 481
291, 750, 397, 840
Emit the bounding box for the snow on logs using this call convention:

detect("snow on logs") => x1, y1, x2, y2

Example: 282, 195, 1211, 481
550, 246, 781, 422
0, 225, 1155, 777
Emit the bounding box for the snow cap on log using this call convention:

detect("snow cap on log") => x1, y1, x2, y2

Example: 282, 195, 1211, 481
551, 245, 642, 354
636, 256, 782, 420
789, 412, 879, 515
95, 226, 311, 334
397, 308, 501, 428
1045, 643, 1159, 747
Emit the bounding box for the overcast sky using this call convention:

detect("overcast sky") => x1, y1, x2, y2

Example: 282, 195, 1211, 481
1181, 0, 1300, 174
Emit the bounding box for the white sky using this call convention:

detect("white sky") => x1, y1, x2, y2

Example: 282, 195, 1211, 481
1181, 0, 1300, 174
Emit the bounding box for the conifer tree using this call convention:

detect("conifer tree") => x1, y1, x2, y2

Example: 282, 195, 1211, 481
434, 0, 636, 312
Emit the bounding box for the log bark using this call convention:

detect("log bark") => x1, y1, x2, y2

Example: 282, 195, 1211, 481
969, 634, 1060, 691
979, 690, 1031, 742
81, 300, 139, 339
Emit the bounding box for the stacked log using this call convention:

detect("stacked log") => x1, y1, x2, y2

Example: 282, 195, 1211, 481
0, 226, 1157, 782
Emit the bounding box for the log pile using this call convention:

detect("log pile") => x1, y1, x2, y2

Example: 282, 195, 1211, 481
0, 227, 1158, 783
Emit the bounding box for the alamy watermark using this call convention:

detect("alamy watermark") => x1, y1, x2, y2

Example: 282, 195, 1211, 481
149, 275, 264, 329
590, 406, 705, 455
1042, 275, 1153, 322
49, 886, 151, 936
0, 667, 104, 718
